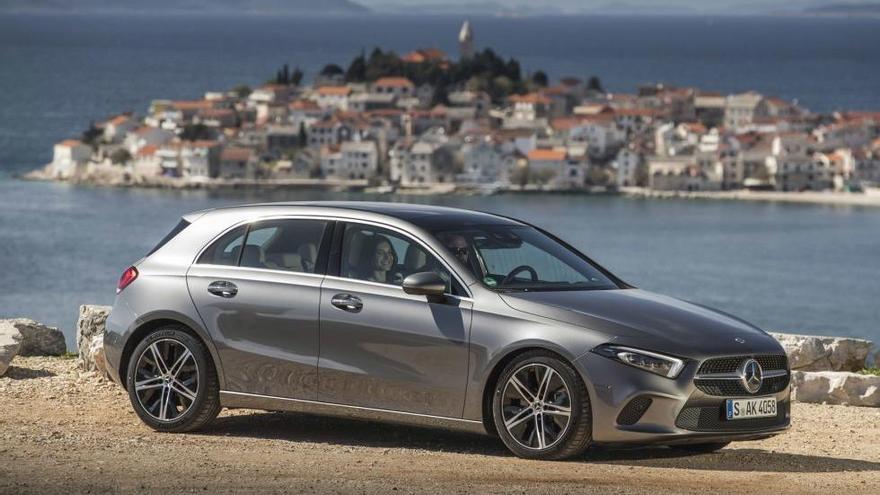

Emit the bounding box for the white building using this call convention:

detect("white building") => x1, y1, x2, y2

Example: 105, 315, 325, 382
314, 86, 353, 112
50, 140, 91, 178
102, 114, 138, 144
372, 77, 415, 99
526, 149, 586, 189
458, 139, 514, 185
614, 146, 642, 188
321, 141, 379, 180
125, 127, 173, 155
724, 92, 763, 131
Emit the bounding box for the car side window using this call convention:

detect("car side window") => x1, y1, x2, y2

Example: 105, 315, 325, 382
339, 223, 462, 295
240, 219, 329, 273
197, 225, 247, 266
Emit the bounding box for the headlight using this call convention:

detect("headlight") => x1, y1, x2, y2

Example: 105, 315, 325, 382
591, 344, 685, 379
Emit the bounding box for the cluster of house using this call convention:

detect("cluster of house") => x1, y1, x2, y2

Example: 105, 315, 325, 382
47, 61, 880, 193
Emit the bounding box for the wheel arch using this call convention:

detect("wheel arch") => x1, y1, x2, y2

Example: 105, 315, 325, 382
479, 342, 584, 437
118, 313, 224, 391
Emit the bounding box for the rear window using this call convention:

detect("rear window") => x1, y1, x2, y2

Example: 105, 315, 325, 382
196, 226, 247, 266
146, 219, 191, 257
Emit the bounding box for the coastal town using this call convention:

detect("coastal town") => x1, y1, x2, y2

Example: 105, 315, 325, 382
31, 21, 880, 196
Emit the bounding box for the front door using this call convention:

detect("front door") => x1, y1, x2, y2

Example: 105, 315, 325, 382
187, 218, 331, 400
317, 222, 472, 418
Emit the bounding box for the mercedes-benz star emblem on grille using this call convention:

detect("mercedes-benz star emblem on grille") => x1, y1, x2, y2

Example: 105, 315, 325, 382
739, 359, 763, 394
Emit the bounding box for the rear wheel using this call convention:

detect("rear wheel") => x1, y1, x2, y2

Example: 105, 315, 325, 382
125, 326, 220, 432
492, 350, 592, 460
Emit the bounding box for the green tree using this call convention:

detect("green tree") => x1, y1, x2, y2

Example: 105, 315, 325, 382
530, 70, 549, 87
180, 123, 213, 141
587, 75, 605, 93
232, 84, 252, 98
110, 148, 132, 165
81, 121, 102, 148
291, 66, 304, 86
297, 122, 308, 148
345, 50, 367, 82
320, 63, 345, 77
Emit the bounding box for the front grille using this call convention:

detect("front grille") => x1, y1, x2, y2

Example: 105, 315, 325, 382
695, 374, 789, 397
696, 354, 788, 375
617, 396, 653, 426
675, 401, 790, 432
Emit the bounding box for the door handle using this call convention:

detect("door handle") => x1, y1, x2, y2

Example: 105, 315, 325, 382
331, 293, 363, 312
207, 280, 238, 298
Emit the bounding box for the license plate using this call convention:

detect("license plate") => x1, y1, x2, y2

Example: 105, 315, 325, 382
725, 397, 777, 420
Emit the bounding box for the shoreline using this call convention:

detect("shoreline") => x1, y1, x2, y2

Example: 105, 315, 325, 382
18, 170, 880, 207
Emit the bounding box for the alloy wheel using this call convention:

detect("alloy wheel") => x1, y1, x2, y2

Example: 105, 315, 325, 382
501, 363, 572, 450
133, 338, 200, 422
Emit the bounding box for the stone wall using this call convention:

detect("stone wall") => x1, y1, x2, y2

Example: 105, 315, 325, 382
771, 332, 879, 407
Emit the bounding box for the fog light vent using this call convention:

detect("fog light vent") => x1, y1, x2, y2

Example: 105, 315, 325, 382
617, 396, 653, 425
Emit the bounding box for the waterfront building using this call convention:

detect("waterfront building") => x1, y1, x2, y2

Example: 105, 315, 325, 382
49, 139, 91, 179
180, 140, 221, 179
459, 138, 514, 186
614, 145, 643, 188
321, 141, 379, 181
526, 148, 586, 189
124, 127, 174, 156
219, 147, 256, 179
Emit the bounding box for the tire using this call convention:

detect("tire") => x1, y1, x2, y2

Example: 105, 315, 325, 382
125, 325, 221, 432
675, 442, 730, 454
492, 350, 592, 460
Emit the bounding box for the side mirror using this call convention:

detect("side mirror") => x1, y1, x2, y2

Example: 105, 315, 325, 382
402, 272, 446, 298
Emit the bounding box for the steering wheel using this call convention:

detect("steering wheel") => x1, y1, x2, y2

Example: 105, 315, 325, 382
501, 265, 539, 286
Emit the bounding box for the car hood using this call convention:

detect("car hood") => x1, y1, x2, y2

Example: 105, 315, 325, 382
500, 289, 781, 357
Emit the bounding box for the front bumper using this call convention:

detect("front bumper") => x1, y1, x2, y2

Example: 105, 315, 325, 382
574, 352, 791, 445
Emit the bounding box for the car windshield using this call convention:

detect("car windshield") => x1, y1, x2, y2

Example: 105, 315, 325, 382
431, 225, 620, 292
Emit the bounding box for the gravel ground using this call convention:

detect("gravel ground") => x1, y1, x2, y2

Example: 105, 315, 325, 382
1, 356, 879, 495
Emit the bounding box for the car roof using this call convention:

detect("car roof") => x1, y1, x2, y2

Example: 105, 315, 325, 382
197, 201, 523, 230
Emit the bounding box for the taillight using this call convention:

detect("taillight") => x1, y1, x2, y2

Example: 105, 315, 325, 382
117, 266, 139, 294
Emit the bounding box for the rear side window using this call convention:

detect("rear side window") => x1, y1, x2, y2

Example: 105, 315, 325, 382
240, 219, 329, 273
147, 219, 190, 257
197, 226, 247, 266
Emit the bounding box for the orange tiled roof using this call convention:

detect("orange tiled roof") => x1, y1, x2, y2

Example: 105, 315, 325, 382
220, 147, 253, 162
137, 144, 158, 157
527, 149, 566, 161
374, 77, 415, 88
317, 86, 352, 96
58, 139, 83, 147
509, 93, 551, 105
107, 114, 131, 126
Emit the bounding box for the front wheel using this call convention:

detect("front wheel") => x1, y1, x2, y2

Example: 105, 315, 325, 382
492, 350, 592, 460
125, 326, 220, 432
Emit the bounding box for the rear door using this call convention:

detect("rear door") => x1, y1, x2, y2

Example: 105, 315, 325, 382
187, 217, 332, 400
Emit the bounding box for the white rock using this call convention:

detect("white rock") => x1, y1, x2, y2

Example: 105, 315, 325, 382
1, 318, 66, 356
76, 305, 112, 373
89, 336, 110, 380
770, 332, 874, 372
0, 321, 23, 376
791, 371, 880, 407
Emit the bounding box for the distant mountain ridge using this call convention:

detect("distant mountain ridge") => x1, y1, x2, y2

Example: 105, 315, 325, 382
0, 0, 370, 14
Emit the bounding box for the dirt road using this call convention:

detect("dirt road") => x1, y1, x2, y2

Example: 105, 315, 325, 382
1, 356, 878, 494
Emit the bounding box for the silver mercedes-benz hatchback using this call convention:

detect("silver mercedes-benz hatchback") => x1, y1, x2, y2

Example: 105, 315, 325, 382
105, 202, 790, 460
